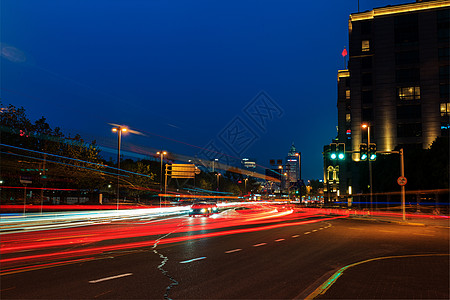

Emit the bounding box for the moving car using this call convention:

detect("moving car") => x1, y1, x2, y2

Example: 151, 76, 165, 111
189, 202, 219, 217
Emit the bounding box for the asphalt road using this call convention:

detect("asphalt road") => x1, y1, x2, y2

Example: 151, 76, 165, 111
1, 207, 449, 299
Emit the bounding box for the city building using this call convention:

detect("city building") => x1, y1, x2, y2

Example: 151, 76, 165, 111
324, 0, 449, 201
285, 143, 301, 184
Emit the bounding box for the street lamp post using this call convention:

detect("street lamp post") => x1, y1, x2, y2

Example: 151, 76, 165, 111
295, 152, 301, 197
362, 123, 373, 211
216, 173, 221, 191
212, 158, 218, 173
244, 178, 248, 194
112, 125, 128, 210
157, 151, 167, 208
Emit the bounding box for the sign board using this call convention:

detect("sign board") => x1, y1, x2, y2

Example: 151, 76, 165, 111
20, 175, 32, 185
171, 164, 196, 179
397, 176, 407, 186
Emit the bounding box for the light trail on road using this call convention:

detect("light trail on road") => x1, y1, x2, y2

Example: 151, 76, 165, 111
0, 205, 345, 275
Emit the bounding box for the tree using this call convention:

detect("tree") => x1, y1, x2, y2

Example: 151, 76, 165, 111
0, 103, 106, 202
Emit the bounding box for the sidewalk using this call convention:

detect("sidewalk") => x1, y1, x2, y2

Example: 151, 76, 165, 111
314, 254, 449, 299
348, 211, 450, 227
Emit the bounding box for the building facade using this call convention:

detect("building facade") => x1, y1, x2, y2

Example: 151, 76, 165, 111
285, 143, 301, 184
325, 0, 449, 199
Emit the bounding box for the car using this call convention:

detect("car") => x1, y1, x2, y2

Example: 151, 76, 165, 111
189, 202, 219, 217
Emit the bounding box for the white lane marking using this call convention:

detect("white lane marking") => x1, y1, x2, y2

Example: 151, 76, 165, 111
89, 273, 133, 284
413, 233, 435, 236
312, 230, 318, 232
304, 232, 311, 235
253, 243, 267, 247
292, 235, 300, 238
179, 257, 207, 264
225, 248, 242, 254
275, 239, 285, 242
319, 228, 324, 230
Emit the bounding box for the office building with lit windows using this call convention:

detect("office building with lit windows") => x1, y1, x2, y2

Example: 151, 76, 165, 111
325, 0, 449, 200
285, 143, 300, 184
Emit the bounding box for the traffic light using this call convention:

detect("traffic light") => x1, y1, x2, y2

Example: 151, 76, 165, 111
360, 143, 368, 161
329, 143, 337, 160
368, 143, 377, 161
337, 143, 345, 160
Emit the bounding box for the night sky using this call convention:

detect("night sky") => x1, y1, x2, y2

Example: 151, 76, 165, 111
2, 0, 410, 180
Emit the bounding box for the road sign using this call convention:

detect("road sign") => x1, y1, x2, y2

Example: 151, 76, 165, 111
397, 176, 407, 186
171, 164, 196, 178
20, 175, 32, 185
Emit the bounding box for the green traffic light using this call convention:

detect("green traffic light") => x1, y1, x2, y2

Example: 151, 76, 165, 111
370, 154, 376, 160
330, 153, 337, 160
361, 154, 367, 160
338, 153, 345, 160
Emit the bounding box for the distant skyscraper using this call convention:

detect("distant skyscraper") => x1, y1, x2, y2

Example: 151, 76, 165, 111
285, 143, 300, 183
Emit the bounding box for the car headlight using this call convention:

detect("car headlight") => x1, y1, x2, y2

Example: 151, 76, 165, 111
201, 208, 206, 213
189, 209, 193, 212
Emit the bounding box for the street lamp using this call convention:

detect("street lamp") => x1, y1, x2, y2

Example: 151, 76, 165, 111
216, 173, 221, 191
362, 123, 373, 211
157, 151, 167, 207
244, 177, 248, 194
212, 158, 218, 173
295, 152, 301, 196
112, 125, 128, 210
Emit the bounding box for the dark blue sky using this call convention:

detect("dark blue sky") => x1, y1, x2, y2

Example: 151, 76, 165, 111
2, 0, 410, 180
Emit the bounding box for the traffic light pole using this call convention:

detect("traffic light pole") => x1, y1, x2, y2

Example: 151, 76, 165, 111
378, 148, 406, 221
367, 126, 373, 211
400, 148, 405, 221
345, 146, 406, 221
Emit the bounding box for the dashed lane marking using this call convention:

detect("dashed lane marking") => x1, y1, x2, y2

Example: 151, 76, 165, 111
225, 249, 242, 254
179, 257, 207, 264
253, 243, 267, 247
292, 235, 300, 238
304, 232, 311, 235
89, 273, 133, 284
413, 233, 435, 236
275, 239, 285, 242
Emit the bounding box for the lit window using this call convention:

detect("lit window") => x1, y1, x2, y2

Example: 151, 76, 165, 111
346, 113, 351, 122
362, 40, 370, 52
440, 103, 450, 117
345, 90, 350, 99
398, 86, 420, 100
